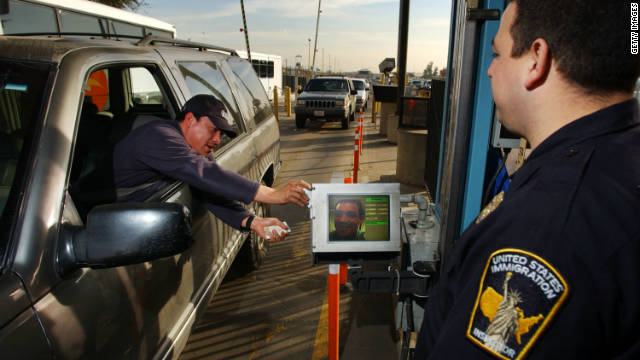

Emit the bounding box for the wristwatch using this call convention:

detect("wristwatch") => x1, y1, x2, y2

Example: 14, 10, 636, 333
242, 214, 255, 233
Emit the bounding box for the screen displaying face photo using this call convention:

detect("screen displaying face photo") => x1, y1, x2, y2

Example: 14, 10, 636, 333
328, 195, 390, 241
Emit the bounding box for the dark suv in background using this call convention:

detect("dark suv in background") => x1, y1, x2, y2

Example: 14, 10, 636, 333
294, 76, 358, 129
0, 30, 280, 360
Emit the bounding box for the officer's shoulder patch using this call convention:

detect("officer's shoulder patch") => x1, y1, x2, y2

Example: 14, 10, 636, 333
466, 248, 569, 359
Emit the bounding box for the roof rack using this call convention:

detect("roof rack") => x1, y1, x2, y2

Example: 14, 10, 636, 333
5, 32, 145, 39
4, 32, 238, 56
136, 35, 239, 56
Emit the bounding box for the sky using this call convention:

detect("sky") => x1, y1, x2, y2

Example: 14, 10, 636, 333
136, 0, 452, 74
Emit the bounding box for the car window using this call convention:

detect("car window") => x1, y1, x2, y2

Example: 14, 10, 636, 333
1, 0, 58, 34
0, 60, 52, 264
68, 65, 176, 220
110, 20, 144, 38
353, 80, 365, 90
177, 61, 245, 149
59, 9, 102, 33
130, 67, 163, 105
226, 57, 273, 125
305, 79, 348, 92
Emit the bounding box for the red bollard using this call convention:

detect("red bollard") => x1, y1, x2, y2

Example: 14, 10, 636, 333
328, 264, 340, 360
340, 264, 348, 285
358, 107, 364, 155
353, 127, 360, 184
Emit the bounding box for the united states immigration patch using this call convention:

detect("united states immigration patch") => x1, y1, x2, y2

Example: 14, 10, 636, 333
466, 248, 569, 359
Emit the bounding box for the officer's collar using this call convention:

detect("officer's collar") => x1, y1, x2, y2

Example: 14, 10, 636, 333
527, 98, 639, 163
507, 98, 639, 195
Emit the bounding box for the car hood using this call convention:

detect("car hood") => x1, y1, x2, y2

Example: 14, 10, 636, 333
298, 91, 348, 100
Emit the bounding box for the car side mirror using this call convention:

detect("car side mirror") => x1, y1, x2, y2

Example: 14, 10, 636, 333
57, 202, 192, 277
297, 89, 303, 94
350, 89, 357, 95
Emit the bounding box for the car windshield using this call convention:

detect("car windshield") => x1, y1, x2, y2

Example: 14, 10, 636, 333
0, 60, 51, 266
352, 80, 365, 90
305, 79, 348, 92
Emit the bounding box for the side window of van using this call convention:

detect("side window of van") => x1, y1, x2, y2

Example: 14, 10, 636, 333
177, 61, 245, 149
1, 0, 58, 34
226, 57, 273, 125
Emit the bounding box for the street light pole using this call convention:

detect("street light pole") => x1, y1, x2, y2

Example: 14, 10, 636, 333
295, 54, 302, 92
312, 0, 322, 74
307, 38, 311, 77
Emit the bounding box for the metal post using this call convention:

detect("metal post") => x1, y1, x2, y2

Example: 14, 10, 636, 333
439, 0, 481, 270
396, 0, 410, 129
340, 264, 348, 284
358, 107, 364, 155
328, 264, 340, 360
371, 92, 377, 124
273, 86, 279, 121
312, 0, 322, 72
240, 0, 251, 62
284, 86, 292, 117
353, 129, 360, 183
308, 38, 311, 77
295, 54, 301, 95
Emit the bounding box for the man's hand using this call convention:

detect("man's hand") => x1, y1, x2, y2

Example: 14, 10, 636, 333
254, 179, 311, 207
249, 216, 290, 242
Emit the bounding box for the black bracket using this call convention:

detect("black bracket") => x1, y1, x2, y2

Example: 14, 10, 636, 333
349, 269, 431, 297
467, 9, 500, 21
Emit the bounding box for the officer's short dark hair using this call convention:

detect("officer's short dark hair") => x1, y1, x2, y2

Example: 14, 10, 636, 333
335, 199, 365, 218
509, 0, 640, 94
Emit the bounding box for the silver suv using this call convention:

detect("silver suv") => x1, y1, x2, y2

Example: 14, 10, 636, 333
0, 34, 280, 358
351, 78, 370, 111
294, 76, 358, 129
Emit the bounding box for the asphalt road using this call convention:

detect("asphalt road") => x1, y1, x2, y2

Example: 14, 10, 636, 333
178, 113, 413, 360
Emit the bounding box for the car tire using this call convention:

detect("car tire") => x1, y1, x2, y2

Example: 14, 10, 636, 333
295, 115, 306, 129
237, 198, 270, 272
341, 114, 350, 129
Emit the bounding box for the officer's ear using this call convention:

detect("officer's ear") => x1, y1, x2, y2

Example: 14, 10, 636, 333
524, 38, 551, 91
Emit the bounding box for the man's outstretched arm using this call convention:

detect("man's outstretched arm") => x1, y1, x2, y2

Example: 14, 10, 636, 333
253, 179, 311, 207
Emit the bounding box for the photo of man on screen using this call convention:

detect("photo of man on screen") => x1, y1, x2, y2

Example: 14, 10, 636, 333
330, 199, 365, 240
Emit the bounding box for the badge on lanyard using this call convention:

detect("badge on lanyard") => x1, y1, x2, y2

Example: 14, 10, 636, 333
466, 248, 569, 359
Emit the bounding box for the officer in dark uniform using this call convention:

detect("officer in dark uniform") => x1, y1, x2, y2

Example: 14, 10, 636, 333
113, 94, 310, 240
415, 1, 640, 358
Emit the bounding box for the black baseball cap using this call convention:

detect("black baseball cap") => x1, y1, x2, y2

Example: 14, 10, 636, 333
179, 94, 237, 138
